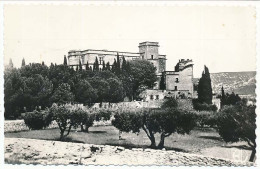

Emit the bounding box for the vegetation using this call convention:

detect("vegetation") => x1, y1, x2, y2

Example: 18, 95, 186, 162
23, 109, 53, 130
4, 57, 157, 119
198, 65, 212, 104
112, 108, 197, 149
220, 86, 242, 107
216, 103, 256, 162
192, 99, 218, 112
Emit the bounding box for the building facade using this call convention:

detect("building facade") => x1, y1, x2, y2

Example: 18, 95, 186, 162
67, 42, 194, 99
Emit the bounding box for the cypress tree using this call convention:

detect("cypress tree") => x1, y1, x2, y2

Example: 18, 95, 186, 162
89, 66, 92, 71
121, 56, 127, 73
76, 65, 79, 71
112, 59, 117, 73
22, 58, 26, 67
42, 61, 45, 66
93, 57, 99, 72
102, 60, 106, 71
86, 62, 89, 70
116, 53, 121, 74
159, 73, 166, 90
221, 86, 226, 107
198, 65, 213, 104
9, 58, 13, 68
79, 60, 82, 71
63, 55, 67, 66
106, 62, 110, 71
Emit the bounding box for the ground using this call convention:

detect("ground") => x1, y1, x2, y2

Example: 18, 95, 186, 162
5, 125, 252, 161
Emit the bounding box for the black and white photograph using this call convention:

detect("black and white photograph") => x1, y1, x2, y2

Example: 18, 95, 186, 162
1, 1, 259, 167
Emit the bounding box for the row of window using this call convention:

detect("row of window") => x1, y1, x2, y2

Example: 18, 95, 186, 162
150, 95, 160, 100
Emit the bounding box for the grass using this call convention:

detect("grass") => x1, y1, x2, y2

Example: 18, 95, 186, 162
5, 125, 229, 153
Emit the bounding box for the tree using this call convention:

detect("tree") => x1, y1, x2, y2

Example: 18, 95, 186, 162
63, 55, 67, 66
121, 56, 127, 73
107, 78, 124, 103
9, 58, 13, 68
50, 104, 80, 140
111, 59, 117, 73
217, 104, 256, 162
102, 60, 106, 71
220, 86, 226, 107
106, 62, 110, 71
42, 61, 45, 66
198, 65, 212, 104
159, 73, 166, 90
50, 83, 74, 104
128, 60, 157, 100
20, 63, 49, 78
22, 58, 26, 67
161, 97, 178, 109
86, 62, 89, 70
89, 78, 110, 104
74, 80, 97, 106
93, 57, 99, 72
79, 60, 82, 71
112, 108, 196, 149
116, 53, 121, 75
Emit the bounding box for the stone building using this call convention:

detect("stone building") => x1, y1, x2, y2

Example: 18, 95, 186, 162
67, 41, 194, 99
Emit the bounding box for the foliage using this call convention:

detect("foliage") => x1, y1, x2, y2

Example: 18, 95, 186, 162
89, 78, 110, 103
74, 80, 97, 106
192, 99, 217, 112
112, 108, 196, 149
198, 65, 212, 104
195, 111, 218, 127
50, 83, 74, 105
128, 60, 157, 100
22, 58, 26, 67
161, 97, 178, 109
107, 78, 124, 103
95, 108, 113, 121
23, 109, 53, 130
216, 104, 256, 161
159, 73, 166, 90
221, 89, 242, 107
63, 56, 67, 66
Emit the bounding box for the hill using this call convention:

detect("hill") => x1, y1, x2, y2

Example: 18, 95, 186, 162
193, 71, 256, 96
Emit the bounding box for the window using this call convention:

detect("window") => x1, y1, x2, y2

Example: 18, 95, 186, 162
176, 78, 179, 83
151, 55, 153, 59
156, 95, 159, 100
174, 86, 178, 91
150, 95, 154, 100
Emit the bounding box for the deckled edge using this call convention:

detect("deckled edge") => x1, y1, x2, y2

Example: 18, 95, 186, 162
1, 1, 260, 169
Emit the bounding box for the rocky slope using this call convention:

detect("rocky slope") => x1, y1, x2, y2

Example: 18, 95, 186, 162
194, 71, 256, 96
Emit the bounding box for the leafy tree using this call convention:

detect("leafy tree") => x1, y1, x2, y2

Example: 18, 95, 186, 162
198, 65, 212, 104
20, 63, 49, 78
128, 60, 157, 100
161, 97, 178, 109
74, 80, 97, 106
4, 68, 25, 119
217, 104, 256, 162
22, 58, 26, 67
107, 78, 124, 103
112, 108, 196, 149
89, 78, 110, 104
63, 55, 67, 66
50, 83, 74, 104
23, 109, 53, 130
50, 104, 79, 140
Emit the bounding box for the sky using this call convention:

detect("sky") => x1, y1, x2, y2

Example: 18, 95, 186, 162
4, 5, 256, 78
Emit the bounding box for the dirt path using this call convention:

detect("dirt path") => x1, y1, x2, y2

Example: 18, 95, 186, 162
5, 138, 253, 166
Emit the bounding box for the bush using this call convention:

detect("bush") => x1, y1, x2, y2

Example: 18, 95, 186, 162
192, 99, 217, 111
195, 111, 218, 127
23, 109, 53, 130
95, 108, 113, 121
161, 97, 178, 109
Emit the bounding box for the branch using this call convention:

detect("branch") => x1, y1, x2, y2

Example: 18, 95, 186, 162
165, 133, 172, 137
142, 125, 151, 139
65, 124, 72, 136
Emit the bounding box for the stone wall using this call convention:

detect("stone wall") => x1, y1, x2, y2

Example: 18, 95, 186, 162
5, 138, 253, 166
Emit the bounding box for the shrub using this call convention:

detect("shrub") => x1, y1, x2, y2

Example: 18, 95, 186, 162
192, 99, 217, 111
95, 108, 113, 121
112, 108, 197, 149
217, 105, 256, 162
161, 97, 178, 109
23, 109, 53, 130
195, 111, 218, 127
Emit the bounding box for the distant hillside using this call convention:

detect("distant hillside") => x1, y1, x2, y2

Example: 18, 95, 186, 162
193, 71, 256, 96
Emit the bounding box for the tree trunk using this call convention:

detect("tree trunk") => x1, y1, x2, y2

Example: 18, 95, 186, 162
149, 132, 156, 148
80, 124, 84, 131
157, 133, 165, 149
249, 148, 256, 162
84, 125, 89, 133
60, 130, 64, 140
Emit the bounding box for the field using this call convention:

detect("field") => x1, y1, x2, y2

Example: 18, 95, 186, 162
5, 125, 251, 161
